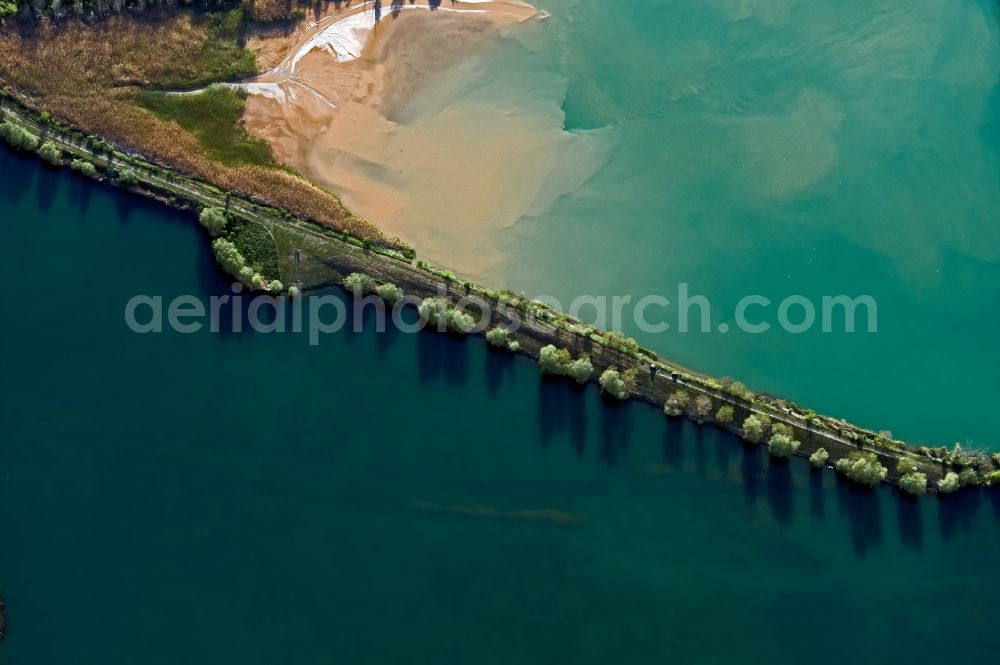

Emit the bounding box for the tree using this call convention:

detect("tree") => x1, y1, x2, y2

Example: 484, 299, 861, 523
899, 473, 927, 496
742, 414, 765, 444
0, 121, 39, 151
726, 381, 752, 400
71, 159, 97, 177
344, 272, 376, 296
38, 141, 62, 165
809, 448, 829, 468
602, 331, 641, 356
443, 307, 475, 334
599, 368, 629, 399
716, 405, 734, 424
663, 390, 690, 417
199, 207, 228, 238
0, 2, 18, 21
418, 297, 443, 325
539, 344, 571, 375
566, 356, 593, 384
117, 169, 139, 187
896, 457, 919, 477
767, 433, 800, 458
692, 395, 713, 422
375, 282, 403, 305
958, 467, 980, 487
486, 327, 512, 349
937, 472, 960, 494
212, 238, 246, 276
835, 452, 888, 488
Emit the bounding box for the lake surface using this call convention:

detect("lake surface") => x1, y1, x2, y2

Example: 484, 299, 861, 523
390, 0, 1000, 447
1, 145, 999, 662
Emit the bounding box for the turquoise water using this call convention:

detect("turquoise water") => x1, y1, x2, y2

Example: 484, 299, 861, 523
1, 143, 1000, 663
417, 0, 1000, 446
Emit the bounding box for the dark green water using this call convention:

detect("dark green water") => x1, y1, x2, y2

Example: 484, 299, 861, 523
1, 149, 999, 663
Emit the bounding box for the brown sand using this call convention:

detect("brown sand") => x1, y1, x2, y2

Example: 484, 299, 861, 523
243, 1, 558, 279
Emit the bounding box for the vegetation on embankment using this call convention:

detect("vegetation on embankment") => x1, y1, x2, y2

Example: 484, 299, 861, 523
3, 67, 998, 498
136, 86, 274, 167
0, 0, 313, 26
0, 4, 412, 253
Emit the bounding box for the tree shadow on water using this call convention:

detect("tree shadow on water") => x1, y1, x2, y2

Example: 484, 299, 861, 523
766, 459, 794, 528
598, 399, 630, 467
536, 379, 588, 456
66, 172, 93, 216
693, 425, 707, 478
36, 165, 59, 214
0, 149, 37, 207
740, 443, 763, 507
373, 321, 400, 360
484, 348, 514, 398
417, 330, 469, 388
660, 417, 685, 469
711, 429, 732, 477
938, 487, 983, 544
809, 468, 825, 521
896, 495, 923, 552
113, 188, 147, 225
835, 480, 883, 559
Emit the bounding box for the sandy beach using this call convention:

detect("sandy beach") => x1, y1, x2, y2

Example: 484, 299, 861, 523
241, 0, 603, 280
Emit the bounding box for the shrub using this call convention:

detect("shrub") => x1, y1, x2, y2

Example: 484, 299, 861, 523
70, 159, 97, 177
117, 169, 139, 187
835, 452, 888, 488
716, 405, 734, 424
599, 368, 629, 399
809, 448, 829, 468
742, 414, 765, 444
958, 467, 980, 487
692, 395, 714, 422
375, 282, 403, 306
767, 433, 800, 458
663, 390, 690, 417
938, 472, 960, 494
899, 472, 928, 496
287, 285, 301, 299
229, 218, 280, 281
199, 207, 228, 238
38, 141, 62, 165
443, 307, 475, 334
267, 279, 283, 294
985, 470, 1000, 487
508, 340, 520, 352
344, 272, 376, 296
566, 357, 594, 384
0, 121, 39, 151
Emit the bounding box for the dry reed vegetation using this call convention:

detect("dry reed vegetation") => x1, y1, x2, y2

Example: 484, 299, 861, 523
0, 11, 409, 251
246, 0, 299, 23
